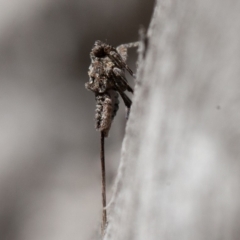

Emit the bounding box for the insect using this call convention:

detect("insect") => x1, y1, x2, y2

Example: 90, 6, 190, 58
85, 40, 138, 137
85, 40, 138, 236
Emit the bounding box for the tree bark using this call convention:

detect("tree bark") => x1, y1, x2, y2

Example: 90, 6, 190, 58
104, 0, 240, 239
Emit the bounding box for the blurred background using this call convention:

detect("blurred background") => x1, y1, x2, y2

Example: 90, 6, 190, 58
0, 0, 154, 239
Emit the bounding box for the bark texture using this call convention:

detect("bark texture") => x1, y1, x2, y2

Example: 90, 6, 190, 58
104, 0, 240, 239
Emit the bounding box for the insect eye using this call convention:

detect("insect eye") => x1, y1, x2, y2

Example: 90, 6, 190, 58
93, 46, 106, 58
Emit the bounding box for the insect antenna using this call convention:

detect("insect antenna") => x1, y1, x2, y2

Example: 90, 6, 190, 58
100, 131, 107, 236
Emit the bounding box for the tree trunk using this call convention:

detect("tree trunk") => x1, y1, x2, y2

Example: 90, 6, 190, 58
104, 0, 240, 239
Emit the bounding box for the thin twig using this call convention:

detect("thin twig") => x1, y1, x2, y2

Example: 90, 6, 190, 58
100, 131, 107, 237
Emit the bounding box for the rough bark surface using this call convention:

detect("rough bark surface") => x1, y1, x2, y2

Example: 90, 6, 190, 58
104, 0, 240, 239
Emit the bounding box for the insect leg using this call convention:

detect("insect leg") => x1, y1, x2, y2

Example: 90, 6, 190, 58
117, 41, 139, 50
115, 86, 132, 119
109, 51, 135, 78
113, 68, 134, 93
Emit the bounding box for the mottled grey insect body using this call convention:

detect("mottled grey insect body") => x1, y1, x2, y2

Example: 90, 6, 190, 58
85, 40, 138, 136
95, 91, 119, 137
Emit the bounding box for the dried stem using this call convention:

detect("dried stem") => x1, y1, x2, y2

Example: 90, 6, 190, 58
100, 131, 107, 236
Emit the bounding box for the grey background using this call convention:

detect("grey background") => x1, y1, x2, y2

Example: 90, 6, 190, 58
0, 1, 154, 239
